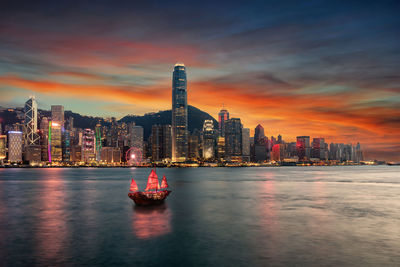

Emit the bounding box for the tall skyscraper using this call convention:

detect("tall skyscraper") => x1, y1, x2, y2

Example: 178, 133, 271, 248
50, 121, 62, 162
224, 118, 242, 159
8, 131, 23, 162
24, 96, 40, 145
172, 63, 188, 162
50, 105, 64, 162
218, 109, 229, 137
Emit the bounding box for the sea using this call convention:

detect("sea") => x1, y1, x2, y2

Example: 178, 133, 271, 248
0, 166, 399, 266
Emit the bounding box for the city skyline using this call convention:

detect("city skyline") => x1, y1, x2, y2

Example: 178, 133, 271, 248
0, 1, 399, 161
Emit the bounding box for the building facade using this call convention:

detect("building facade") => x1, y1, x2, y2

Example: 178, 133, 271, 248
8, 131, 23, 162
171, 63, 188, 162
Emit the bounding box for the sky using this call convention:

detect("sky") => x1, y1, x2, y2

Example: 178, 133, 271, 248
0, 0, 399, 161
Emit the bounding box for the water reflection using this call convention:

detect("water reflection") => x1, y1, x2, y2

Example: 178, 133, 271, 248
260, 172, 279, 260
35, 168, 69, 264
132, 204, 172, 239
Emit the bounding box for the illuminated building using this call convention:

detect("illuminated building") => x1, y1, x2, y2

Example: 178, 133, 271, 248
272, 144, 285, 161
172, 63, 188, 162
49, 121, 62, 162
296, 136, 310, 160
95, 124, 102, 161
224, 118, 242, 159
49, 105, 64, 162
0, 135, 6, 162
242, 128, 250, 162
62, 130, 71, 162
218, 109, 229, 137
24, 96, 39, 146
217, 136, 225, 160
81, 129, 96, 163
101, 147, 121, 163
202, 120, 215, 160
8, 131, 23, 163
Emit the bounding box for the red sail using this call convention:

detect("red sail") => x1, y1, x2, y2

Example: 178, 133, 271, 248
160, 175, 169, 189
130, 179, 139, 192
145, 169, 160, 191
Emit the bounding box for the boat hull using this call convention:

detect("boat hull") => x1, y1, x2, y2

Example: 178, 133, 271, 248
128, 190, 171, 206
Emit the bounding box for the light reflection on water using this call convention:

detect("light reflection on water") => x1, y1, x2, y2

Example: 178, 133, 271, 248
0, 166, 399, 266
132, 204, 172, 239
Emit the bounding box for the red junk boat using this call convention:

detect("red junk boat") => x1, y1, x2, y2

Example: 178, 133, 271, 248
128, 169, 171, 206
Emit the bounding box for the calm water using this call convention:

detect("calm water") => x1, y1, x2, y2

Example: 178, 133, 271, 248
0, 166, 399, 266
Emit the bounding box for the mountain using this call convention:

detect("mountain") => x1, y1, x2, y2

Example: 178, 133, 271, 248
120, 105, 218, 139
1, 105, 218, 140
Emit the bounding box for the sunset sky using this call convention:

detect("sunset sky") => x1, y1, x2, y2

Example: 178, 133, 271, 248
1, 1, 399, 160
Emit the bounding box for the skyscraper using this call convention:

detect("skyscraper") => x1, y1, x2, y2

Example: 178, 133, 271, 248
242, 128, 250, 161
218, 109, 229, 137
172, 63, 188, 162
224, 118, 242, 160
50, 105, 64, 162
24, 96, 40, 146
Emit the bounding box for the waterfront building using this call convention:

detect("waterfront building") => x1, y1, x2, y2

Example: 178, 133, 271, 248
224, 118, 242, 160
218, 109, 229, 137
40, 117, 49, 161
24, 145, 41, 164
272, 144, 285, 161
62, 130, 71, 162
0, 135, 6, 162
217, 136, 225, 160
100, 147, 121, 163
71, 145, 82, 162
296, 136, 310, 160
129, 123, 144, 160
150, 125, 172, 161
95, 124, 102, 161
81, 129, 96, 163
242, 128, 250, 161
49, 121, 62, 162
252, 124, 267, 162
171, 63, 188, 162
202, 120, 215, 160
8, 131, 23, 163
311, 138, 325, 159
189, 134, 200, 160
24, 96, 39, 146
